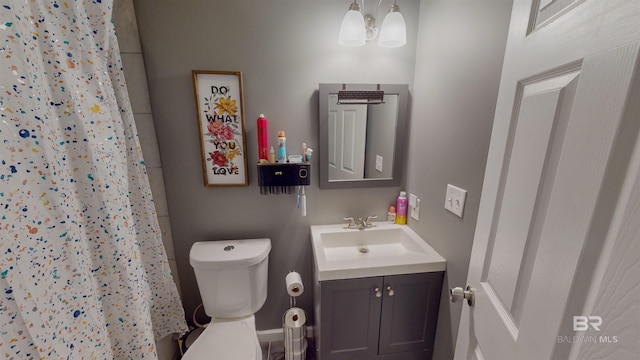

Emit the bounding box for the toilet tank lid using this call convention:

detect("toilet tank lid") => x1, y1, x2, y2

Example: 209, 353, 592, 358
190, 238, 271, 269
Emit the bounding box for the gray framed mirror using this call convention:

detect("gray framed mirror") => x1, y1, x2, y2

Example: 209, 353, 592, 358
319, 83, 409, 189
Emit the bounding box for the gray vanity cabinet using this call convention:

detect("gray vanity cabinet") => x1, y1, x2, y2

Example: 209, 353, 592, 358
316, 272, 444, 360
319, 276, 383, 359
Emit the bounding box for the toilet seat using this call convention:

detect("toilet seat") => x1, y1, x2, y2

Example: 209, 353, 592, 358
181, 316, 261, 360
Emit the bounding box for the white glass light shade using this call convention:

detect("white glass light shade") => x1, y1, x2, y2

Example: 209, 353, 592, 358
378, 11, 406, 48
338, 9, 366, 47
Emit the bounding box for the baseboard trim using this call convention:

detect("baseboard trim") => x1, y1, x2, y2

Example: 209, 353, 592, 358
257, 326, 314, 342
256, 328, 284, 342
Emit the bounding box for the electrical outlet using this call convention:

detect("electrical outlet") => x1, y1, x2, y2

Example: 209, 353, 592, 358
376, 155, 383, 172
409, 193, 420, 221
444, 184, 467, 218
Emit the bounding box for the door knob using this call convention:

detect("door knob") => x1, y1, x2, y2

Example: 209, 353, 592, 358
374, 287, 382, 298
386, 286, 394, 296
450, 285, 475, 306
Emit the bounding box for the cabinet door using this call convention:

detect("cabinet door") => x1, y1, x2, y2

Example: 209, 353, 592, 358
379, 272, 444, 357
320, 277, 383, 359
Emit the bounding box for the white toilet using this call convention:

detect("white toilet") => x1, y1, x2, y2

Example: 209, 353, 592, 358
183, 238, 271, 360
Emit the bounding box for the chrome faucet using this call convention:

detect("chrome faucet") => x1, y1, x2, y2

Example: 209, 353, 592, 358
343, 217, 358, 229
344, 215, 377, 229
361, 215, 377, 229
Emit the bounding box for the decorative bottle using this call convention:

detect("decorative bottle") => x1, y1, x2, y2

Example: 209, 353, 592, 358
269, 146, 275, 163
257, 114, 269, 161
277, 130, 287, 162
387, 206, 396, 223
396, 191, 408, 225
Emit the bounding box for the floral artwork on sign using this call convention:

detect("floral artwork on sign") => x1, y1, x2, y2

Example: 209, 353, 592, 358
192, 71, 248, 186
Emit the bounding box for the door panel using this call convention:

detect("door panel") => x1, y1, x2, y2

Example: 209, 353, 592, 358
455, 0, 640, 359
328, 94, 367, 180
530, 0, 584, 32
341, 109, 362, 174
479, 67, 581, 347
328, 109, 337, 169
485, 69, 580, 314
516, 45, 639, 359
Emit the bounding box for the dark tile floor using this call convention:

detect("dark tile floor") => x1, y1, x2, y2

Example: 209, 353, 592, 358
259, 339, 315, 360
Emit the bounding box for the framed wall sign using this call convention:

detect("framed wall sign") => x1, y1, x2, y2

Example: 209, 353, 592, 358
192, 70, 249, 186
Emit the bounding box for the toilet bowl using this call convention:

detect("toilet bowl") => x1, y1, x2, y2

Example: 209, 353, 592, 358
181, 316, 262, 360
182, 239, 271, 360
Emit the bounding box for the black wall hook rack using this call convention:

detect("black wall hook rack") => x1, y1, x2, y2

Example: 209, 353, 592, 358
257, 163, 310, 195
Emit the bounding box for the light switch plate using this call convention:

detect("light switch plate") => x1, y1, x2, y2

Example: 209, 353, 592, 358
409, 194, 420, 221
445, 184, 467, 218
375, 155, 383, 172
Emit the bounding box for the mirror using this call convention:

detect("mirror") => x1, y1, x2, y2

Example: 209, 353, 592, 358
319, 83, 408, 189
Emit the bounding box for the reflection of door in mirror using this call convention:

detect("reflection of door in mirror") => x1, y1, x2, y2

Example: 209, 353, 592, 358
328, 94, 367, 180
328, 95, 398, 181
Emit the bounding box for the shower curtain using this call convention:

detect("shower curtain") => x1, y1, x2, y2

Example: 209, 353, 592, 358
0, 1, 188, 358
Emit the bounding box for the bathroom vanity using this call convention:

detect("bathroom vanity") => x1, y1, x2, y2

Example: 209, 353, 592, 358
311, 223, 446, 360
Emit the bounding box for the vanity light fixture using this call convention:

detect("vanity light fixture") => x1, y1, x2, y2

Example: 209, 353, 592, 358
338, 1, 366, 46
377, 1, 406, 47
338, 0, 406, 48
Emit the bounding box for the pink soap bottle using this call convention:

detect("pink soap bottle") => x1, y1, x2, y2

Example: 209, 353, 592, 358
396, 191, 408, 225
257, 114, 269, 161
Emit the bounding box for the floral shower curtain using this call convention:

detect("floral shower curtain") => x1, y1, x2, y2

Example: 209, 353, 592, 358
0, 1, 188, 359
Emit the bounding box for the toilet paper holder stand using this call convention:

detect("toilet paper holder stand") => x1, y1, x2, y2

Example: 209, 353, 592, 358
286, 271, 304, 307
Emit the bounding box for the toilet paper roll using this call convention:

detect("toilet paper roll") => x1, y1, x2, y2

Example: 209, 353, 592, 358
285, 271, 304, 297
283, 308, 307, 360
285, 339, 308, 356
284, 340, 307, 360
293, 342, 308, 357
283, 307, 307, 329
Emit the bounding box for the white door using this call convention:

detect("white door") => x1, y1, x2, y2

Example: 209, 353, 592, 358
328, 94, 367, 181
455, 0, 640, 359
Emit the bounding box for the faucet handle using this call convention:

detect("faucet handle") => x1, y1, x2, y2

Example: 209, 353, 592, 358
364, 215, 378, 227
343, 217, 357, 229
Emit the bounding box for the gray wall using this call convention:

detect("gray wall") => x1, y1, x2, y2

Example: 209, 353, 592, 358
407, 1, 512, 359
113, 1, 182, 358
133, 0, 420, 330
113, 0, 181, 291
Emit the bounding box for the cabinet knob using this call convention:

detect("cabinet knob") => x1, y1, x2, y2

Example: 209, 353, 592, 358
374, 287, 382, 298
386, 286, 394, 296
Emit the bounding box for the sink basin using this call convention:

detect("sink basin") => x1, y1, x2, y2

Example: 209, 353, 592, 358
311, 222, 446, 281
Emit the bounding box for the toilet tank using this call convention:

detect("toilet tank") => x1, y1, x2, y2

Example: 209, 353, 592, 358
190, 238, 271, 319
